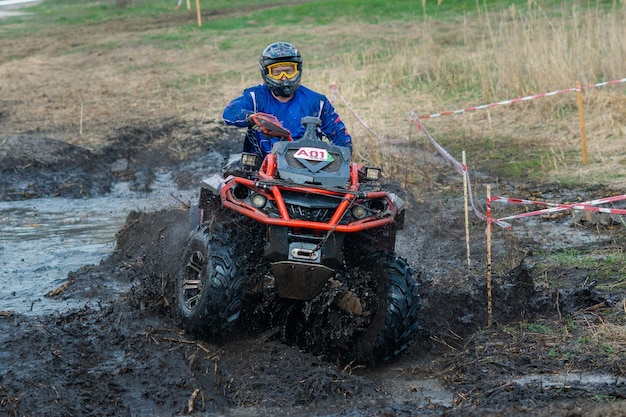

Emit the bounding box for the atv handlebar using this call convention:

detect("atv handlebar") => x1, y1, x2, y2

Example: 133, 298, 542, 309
249, 113, 324, 142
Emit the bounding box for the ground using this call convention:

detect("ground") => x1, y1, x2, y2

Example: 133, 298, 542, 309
1, 120, 625, 417
1, 7, 625, 417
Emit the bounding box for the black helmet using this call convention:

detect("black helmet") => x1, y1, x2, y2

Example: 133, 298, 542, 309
259, 42, 303, 98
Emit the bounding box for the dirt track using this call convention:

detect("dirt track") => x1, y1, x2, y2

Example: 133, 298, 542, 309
1, 121, 625, 416
1, 5, 625, 416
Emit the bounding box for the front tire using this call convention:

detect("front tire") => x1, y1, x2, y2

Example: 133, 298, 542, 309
177, 223, 245, 340
353, 252, 421, 364
303, 251, 421, 365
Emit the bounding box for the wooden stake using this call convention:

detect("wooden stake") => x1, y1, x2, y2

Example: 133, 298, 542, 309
186, 0, 190, 9
575, 80, 588, 165
486, 184, 493, 327
195, 0, 201, 26
463, 151, 471, 268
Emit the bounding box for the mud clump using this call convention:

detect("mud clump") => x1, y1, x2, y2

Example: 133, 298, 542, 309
0, 135, 114, 200
1, 301, 379, 416
0, 120, 240, 201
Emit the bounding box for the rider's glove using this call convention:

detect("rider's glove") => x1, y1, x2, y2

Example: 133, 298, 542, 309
246, 113, 290, 139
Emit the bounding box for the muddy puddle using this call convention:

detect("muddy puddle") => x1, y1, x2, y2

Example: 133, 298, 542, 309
0, 175, 194, 315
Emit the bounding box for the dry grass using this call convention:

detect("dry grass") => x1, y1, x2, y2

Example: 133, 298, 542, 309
468, 306, 626, 374
317, 4, 626, 189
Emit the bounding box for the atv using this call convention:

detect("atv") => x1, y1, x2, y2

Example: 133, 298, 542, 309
177, 114, 421, 364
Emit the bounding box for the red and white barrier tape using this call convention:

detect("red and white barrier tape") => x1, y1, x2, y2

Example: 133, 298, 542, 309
489, 194, 626, 229
413, 77, 626, 120
329, 81, 626, 227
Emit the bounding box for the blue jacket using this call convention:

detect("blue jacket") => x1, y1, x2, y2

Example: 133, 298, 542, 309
223, 84, 352, 157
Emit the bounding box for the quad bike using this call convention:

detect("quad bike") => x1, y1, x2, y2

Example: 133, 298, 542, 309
177, 114, 421, 364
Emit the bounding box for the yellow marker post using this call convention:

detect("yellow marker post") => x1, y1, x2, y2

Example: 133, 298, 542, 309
196, 0, 202, 26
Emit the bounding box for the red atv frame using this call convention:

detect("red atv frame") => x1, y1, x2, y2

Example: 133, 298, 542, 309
177, 115, 421, 364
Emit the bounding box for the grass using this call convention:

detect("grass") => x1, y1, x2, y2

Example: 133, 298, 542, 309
20, 0, 543, 27
25, 0, 282, 24
491, 213, 626, 290
531, 245, 626, 290
525, 322, 554, 334
484, 311, 626, 370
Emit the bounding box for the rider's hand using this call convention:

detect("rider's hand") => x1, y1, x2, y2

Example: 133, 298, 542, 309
246, 112, 272, 134
246, 113, 290, 138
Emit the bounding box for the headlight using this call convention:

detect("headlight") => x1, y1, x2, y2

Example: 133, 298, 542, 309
364, 167, 381, 181
233, 184, 250, 200
251, 193, 267, 208
369, 199, 387, 213
241, 153, 260, 168
352, 205, 368, 219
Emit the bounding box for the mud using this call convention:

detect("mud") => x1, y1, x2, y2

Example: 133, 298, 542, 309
1, 120, 625, 416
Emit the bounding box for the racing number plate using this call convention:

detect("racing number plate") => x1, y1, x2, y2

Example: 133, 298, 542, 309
294, 147, 334, 163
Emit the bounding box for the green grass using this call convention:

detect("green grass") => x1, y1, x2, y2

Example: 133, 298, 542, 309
29, 0, 279, 23
534, 247, 626, 290
525, 322, 553, 334
3, 0, 572, 29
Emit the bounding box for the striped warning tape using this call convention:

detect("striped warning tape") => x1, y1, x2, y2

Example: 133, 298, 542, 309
415, 77, 626, 120
489, 194, 626, 228
329, 81, 626, 227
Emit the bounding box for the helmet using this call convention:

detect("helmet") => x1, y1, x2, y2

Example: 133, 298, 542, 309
259, 42, 303, 98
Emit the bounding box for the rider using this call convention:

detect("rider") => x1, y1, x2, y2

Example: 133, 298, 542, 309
222, 42, 353, 158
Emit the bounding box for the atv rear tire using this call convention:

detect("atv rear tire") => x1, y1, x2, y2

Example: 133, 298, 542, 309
177, 223, 245, 340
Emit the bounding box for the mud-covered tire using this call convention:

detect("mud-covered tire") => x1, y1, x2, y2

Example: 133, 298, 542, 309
354, 252, 421, 364
303, 250, 420, 365
177, 223, 245, 340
